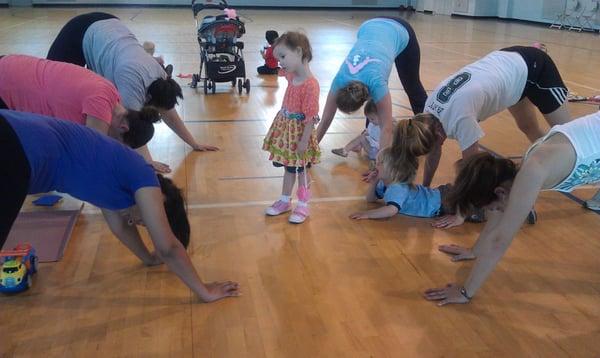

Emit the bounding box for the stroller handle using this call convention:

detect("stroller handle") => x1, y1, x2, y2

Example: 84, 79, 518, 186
192, 0, 229, 17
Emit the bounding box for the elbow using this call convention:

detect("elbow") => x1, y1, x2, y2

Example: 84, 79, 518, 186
157, 241, 182, 260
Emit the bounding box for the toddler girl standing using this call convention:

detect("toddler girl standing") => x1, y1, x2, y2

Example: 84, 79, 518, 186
262, 32, 320, 224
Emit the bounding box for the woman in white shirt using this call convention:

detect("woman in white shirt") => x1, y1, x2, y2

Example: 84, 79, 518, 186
419, 46, 572, 227
421, 46, 571, 188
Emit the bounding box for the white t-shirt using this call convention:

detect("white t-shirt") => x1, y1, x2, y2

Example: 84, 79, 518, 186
366, 122, 380, 149
524, 111, 600, 192
424, 51, 528, 151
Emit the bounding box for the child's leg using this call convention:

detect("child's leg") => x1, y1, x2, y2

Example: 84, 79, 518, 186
265, 167, 295, 216
345, 133, 367, 153
289, 168, 310, 224
282, 170, 296, 196
332, 133, 366, 157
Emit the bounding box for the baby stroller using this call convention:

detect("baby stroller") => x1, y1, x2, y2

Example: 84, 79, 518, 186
191, 0, 250, 95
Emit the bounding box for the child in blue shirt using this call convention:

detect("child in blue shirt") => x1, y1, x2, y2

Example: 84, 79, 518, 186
350, 118, 452, 220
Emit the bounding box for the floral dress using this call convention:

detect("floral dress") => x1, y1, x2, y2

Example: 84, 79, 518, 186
263, 72, 321, 167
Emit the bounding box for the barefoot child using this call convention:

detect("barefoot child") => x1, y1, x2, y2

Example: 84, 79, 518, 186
332, 99, 380, 168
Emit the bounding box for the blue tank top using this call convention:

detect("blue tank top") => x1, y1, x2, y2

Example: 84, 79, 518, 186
1, 109, 159, 210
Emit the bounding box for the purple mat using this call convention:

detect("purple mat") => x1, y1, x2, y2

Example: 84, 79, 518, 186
3, 209, 82, 262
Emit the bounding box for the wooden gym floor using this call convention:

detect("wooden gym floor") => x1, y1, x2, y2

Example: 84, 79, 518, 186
1, 6, 600, 357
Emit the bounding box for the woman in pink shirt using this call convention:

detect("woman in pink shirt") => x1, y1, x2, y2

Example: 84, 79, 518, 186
0, 54, 159, 148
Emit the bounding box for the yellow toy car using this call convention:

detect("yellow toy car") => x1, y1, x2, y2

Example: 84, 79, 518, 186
0, 244, 38, 293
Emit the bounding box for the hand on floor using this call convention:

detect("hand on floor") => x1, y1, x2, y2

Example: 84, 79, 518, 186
424, 283, 470, 306
193, 143, 220, 151
349, 211, 369, 220
431, 214, 464, 229
438, 244, 475, 262
152, 160, 172, 174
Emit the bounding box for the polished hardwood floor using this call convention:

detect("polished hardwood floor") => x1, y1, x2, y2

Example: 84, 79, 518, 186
1, 6, 600, 357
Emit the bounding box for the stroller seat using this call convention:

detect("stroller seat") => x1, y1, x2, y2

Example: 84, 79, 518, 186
191, 0, 250, 95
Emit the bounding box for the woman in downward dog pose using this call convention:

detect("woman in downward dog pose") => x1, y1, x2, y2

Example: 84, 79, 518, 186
424, 111, 600, 305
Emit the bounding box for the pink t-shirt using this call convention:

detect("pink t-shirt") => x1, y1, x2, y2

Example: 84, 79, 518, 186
0, 55, 120, 125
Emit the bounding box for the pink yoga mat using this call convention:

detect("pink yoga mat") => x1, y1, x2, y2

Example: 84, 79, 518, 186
4, 208, 82, 262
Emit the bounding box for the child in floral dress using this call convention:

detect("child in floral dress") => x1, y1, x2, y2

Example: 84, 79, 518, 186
262, 31, 320, 224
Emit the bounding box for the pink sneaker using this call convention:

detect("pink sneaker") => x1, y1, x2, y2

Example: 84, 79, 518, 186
265, 200, 292, 216
289, 204, 309, 224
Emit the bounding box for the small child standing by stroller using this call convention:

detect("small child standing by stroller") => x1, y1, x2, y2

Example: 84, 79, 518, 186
257, 30, 280, 75
332, 99, 380, 168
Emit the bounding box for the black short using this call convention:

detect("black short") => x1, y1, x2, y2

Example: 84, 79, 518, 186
501, 46, 568, 114
273, 162, 311, 173
47, 12, 118, 66
0, 113, 31, 248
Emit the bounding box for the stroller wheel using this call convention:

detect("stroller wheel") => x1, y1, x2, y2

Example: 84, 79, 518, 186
191, 74, 199, 89
203, 79, 208, 95
237, 79, 243, 95
244, 79, 250, 94
211, 80, 216, 94
232, 79, 236, 87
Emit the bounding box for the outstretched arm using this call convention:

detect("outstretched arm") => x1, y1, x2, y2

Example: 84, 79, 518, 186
102, 209, 161, 266
436, 208, 503, 261
160, 108, 219, 151
425, 160, 548, 305
316, 90, 338, 143
461, 162, 546, 297
375, 94, 393, 150
350, 205, 399, 220
422, 140, 443, 187
134, 187, 239, 302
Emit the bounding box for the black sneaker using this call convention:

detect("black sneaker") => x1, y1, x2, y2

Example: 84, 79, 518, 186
165, 64, 174, 78
465, 207, 486, 223
527, 209, 537, 224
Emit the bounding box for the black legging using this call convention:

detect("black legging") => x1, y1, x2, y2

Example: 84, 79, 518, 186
0, 114, 31, 249
381, 16, 427, 115
47, 12, 118, 66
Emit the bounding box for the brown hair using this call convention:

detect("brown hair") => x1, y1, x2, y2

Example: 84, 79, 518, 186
273, 31, 312, 62
336, 81, 369, 114
363, 99, 377, 116
380, 119, 436, 185
446, 152, 518, 215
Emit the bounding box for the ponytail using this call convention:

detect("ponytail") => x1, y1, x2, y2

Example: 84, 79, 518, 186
381, 118, 435, 185
336, 81, 370, 114
122, 106, 160, 149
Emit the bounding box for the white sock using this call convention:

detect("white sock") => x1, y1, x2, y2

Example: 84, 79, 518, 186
297, 201, 308, 207
279, 195, 291, 203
